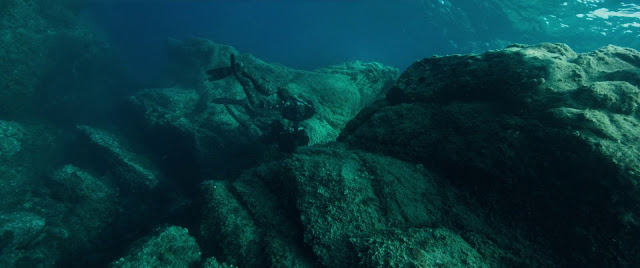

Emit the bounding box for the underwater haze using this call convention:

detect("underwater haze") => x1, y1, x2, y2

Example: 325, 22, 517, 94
84, 0, 640, 81
2, 0, 640, 267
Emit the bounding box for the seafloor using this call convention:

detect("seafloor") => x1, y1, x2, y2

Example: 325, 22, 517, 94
2, 1, 640, 267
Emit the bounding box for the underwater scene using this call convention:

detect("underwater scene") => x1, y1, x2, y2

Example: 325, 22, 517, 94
1, 0, 640, 267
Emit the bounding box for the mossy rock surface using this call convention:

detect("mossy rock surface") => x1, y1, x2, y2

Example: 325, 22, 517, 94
340, 43, 640, 266
199, 146, 552, 267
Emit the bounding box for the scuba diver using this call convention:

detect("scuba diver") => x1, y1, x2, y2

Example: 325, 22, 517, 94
206, 54, 315, 153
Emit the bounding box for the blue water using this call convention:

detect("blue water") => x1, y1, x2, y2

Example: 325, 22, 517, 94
78, 1, 527, 81
83, 1, 640, 83
84, 1, 451, 81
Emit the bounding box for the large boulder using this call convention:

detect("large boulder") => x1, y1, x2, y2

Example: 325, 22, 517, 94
128, 37, 399, 178
340, 43, 640, 266
199, 146, 552, 267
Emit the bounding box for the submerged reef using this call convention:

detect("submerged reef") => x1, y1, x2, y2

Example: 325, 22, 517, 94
2, 37, 640, 267
119, 42, 640, 267
2, 2, 640, 266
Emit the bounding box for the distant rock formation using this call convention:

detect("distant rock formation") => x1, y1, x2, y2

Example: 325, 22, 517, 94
0, 0, 115, 120
128, 37, 399, 179
0, 28, 401, 265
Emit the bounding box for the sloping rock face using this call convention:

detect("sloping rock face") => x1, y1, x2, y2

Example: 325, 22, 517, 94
128, 37, 398, 178
199, 146, 553, 267
340, 43, 640, 266
76, 125, 162, 195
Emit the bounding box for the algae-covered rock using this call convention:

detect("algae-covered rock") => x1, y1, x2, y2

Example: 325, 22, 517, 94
50, 164, 116, 202
76, 125, 161, 194
0, 120, 59, 211
0, 212, 46, 250
340, 43, 640, 266
199, 146, 551, 267
352, 228, 489, 268
48, 165, 118, 249
128, 37, 399, 178
202, 257, 237, 268
0, 120, 23, 159
111, 226, 201, 268
0, 164, 121, 267
200, 181, 265, 267
0, 212, 48, 267
0, 120, 72, 266
0, 121, 29, 210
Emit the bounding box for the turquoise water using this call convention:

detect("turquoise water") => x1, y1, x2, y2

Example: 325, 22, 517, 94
84, 0, 639, 81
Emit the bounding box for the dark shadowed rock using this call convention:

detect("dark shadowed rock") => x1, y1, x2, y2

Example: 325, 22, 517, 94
0, 0, 113, 121
340, 43, 640, 266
